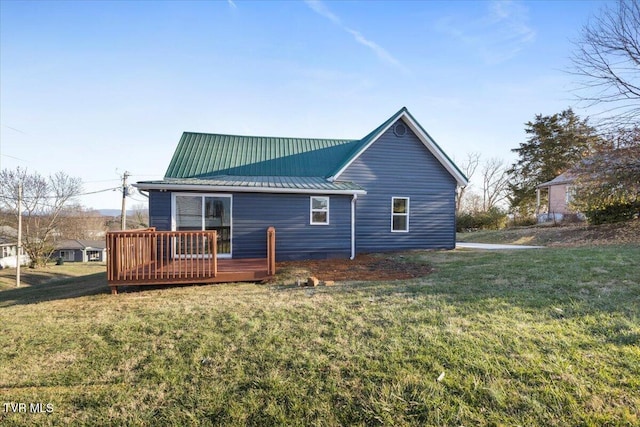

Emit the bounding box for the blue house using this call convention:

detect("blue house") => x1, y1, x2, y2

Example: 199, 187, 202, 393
135, 107, 468, 261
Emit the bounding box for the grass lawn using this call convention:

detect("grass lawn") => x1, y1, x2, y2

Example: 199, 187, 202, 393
0, 247, 639, 426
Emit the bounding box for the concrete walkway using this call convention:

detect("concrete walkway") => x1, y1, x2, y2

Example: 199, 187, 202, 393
456, 242, 545, 250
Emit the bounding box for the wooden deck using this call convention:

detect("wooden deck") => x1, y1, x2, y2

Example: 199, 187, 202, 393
106, 227, 276, 294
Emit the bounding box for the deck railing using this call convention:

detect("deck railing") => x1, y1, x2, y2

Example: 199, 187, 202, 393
106, 227, 276, 292
106, 228, 218, 284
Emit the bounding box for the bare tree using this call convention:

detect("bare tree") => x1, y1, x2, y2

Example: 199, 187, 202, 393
481, 158, 510, 211
455, 152, 481, 213
130, 203, 149, 229
56, 205, 107, 240
571, 0, 640, 127
571, 126, 640, 223
0, 168, 82, 267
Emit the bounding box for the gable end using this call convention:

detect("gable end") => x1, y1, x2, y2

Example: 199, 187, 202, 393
330, 110, 468, 187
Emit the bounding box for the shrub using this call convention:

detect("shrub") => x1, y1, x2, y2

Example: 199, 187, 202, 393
457, 208, 508, 231
583, 201, 640, 225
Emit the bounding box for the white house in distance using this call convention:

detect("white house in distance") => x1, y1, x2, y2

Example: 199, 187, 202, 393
52, 240, 107, 263
0, 226, 30, 269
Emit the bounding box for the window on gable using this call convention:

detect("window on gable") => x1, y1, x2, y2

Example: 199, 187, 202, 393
310, 197, 329, 225
392, 197, 409, 232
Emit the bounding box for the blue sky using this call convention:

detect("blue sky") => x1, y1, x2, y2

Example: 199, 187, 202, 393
1, 0, 610, 210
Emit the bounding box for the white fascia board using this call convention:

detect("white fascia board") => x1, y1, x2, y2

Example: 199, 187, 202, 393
330, 111, 469, 187
133, 182, 367, 196
401, 114, 468, 187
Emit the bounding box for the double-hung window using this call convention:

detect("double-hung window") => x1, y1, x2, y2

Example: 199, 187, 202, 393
310, 196, 329, 225
391, 197, 409, 232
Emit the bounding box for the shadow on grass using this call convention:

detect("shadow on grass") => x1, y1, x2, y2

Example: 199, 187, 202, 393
0, 272, 111, 307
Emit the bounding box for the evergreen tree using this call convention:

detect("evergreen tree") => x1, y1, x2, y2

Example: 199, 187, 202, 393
508, 109, 603, 216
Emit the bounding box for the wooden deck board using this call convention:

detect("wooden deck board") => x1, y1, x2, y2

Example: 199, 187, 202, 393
110, 258, 270, 286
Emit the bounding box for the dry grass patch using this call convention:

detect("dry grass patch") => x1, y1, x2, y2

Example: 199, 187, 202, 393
457, 219, 640, 247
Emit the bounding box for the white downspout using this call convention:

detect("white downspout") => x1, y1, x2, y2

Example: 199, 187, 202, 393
351, 194, 358, 260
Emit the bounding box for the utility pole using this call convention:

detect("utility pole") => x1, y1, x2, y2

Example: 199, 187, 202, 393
16, 182, 22, 288
120, 171, 130, 230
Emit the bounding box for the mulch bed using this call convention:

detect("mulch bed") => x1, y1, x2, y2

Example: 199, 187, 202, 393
276, 254, 433, 282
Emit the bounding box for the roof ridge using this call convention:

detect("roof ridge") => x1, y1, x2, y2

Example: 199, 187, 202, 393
181, 131, 357, 142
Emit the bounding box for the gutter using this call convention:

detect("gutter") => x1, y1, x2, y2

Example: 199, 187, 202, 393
133, 182, 366, 196
351, 194, 358, 260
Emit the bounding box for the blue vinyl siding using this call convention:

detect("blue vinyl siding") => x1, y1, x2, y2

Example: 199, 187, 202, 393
340, 119, 457, 252
148, 191, 172, 231
148, 190, 352, 260
234, 193, 351, 260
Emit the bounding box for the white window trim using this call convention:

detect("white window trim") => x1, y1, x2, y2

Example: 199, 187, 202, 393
310, 196, 330, 225
171, 192, 233, 259
391, 197, 410, 233
565, 185, 575, 204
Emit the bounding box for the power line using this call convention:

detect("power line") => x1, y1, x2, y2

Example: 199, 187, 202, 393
80, 187, 121, 196
83, 178, 121, 184
10, 186, 120, 201
0, 153, 28, 161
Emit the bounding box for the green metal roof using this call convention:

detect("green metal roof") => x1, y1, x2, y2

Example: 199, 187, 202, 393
152, 107, 468, 191
164, 133, 366, 179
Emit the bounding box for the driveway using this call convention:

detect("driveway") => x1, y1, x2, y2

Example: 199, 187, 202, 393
456, 242, 545, 250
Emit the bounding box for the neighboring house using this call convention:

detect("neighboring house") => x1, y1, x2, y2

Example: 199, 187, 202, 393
53, 240, 107, 262
0, 226, 30, 269
536, 171, 579, 222
135, 107, 468, 261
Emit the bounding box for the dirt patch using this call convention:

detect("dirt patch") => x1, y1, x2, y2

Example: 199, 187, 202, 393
274, 253, 433, 282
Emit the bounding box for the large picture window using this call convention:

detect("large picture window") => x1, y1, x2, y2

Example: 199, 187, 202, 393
310, 196, 329, 225
391, 197, 409, 232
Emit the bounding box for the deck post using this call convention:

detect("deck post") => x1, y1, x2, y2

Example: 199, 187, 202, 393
212, 231, 218, 277
267, 226, 276, 276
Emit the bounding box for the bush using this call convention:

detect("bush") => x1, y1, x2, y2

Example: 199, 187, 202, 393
457, 208, 508, 232
584, 201, 640, 225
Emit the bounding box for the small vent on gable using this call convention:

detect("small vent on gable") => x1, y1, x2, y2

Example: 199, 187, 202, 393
393, 122, 407, 137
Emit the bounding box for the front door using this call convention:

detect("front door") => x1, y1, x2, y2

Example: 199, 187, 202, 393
174, 194, 232, 258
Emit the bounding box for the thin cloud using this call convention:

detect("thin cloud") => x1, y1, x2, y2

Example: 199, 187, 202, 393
304, 0, 406, 71
438, 0, 536, 65
227, 0, 237, 9
305, 0, 340, 25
